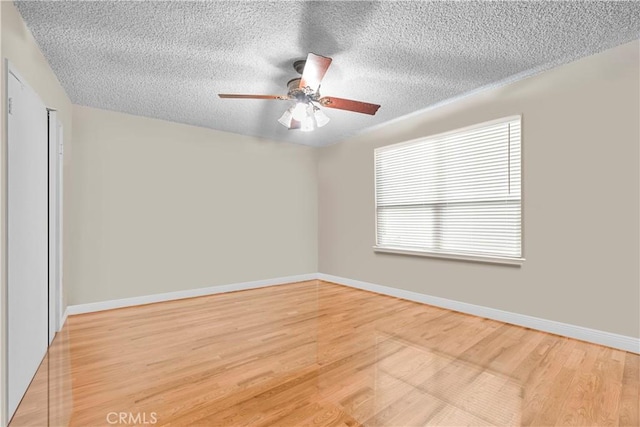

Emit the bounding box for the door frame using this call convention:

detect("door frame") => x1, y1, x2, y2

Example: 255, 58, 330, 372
48, 109, 64, 342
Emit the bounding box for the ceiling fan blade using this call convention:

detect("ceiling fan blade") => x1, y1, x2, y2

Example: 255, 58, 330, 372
319, 96, 381, 115
218, 94, 290, 100
299, 53, 332, 91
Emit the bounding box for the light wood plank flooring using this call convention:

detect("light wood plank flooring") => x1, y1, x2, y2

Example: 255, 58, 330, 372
10, 280, 639, 426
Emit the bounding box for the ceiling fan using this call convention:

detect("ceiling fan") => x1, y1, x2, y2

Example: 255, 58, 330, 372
218, 53, 381, 132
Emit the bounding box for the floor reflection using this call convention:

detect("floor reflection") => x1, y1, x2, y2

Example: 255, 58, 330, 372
10, 325, 73, 427
8, 353, 48, 426
9, 280, 639, 426
365, 334, 522, 425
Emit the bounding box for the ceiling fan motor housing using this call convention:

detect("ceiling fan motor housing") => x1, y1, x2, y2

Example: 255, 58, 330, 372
287, 78, 302, 92
287, 77, 318, 103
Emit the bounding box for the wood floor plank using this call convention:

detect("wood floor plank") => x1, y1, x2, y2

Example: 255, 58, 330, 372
618, 352, 640, 427
519, 337, 578, 425
554, 344, 612, 426
9, 280, 638, 427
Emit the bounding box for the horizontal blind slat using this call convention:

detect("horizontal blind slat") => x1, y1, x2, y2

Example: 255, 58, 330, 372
375, 117, 521, 258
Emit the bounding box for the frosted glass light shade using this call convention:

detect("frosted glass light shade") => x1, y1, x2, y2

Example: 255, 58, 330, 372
292, 102, 308, 121
300, 115, 316, 132
278, 108, 293, 127
314, 108, 330, 127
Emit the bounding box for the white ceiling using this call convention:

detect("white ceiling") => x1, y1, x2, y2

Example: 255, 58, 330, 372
15, 1, 640, 147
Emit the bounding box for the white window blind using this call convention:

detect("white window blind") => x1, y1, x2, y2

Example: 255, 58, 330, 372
375, 116, 522, 261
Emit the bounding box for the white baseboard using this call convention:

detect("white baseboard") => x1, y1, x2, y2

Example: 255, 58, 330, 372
60, 272, 639, 354
318, 273, 640, 354
65, 273, 318, 316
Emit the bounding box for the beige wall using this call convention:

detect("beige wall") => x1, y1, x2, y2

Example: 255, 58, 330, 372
69, 105, 317, 305
1, 3, 74, 424
318, 40, 640, 338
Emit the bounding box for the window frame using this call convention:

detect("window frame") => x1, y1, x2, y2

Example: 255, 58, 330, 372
373, 115, 525, 266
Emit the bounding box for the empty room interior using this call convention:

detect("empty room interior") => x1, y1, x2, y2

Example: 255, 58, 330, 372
1, 1, 639, 426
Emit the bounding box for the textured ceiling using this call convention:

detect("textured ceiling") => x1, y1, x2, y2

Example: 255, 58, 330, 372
15, 1, 640, 146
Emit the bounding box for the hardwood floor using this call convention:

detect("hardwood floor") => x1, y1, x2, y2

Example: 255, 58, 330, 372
9, 280, 639, 426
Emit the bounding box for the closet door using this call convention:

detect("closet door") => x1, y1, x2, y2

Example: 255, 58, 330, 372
7, 66, 49, 420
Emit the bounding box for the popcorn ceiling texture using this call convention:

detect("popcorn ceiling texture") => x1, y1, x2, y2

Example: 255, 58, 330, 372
15, 1, 640, 146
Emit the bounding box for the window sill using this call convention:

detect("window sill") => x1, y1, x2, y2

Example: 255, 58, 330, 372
373, 246, 525, 266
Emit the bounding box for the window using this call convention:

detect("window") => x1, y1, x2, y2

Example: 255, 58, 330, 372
374, 116, 522, 263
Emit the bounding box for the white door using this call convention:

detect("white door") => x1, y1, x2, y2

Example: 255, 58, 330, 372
48, 110, 64, 342
7, 67, 49, 419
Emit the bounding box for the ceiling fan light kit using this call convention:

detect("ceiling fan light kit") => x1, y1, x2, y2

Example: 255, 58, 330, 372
279, 103, 330, 132
219, 53, 381, 132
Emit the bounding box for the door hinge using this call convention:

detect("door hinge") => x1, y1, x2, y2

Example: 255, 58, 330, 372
8, 97, 12, 115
